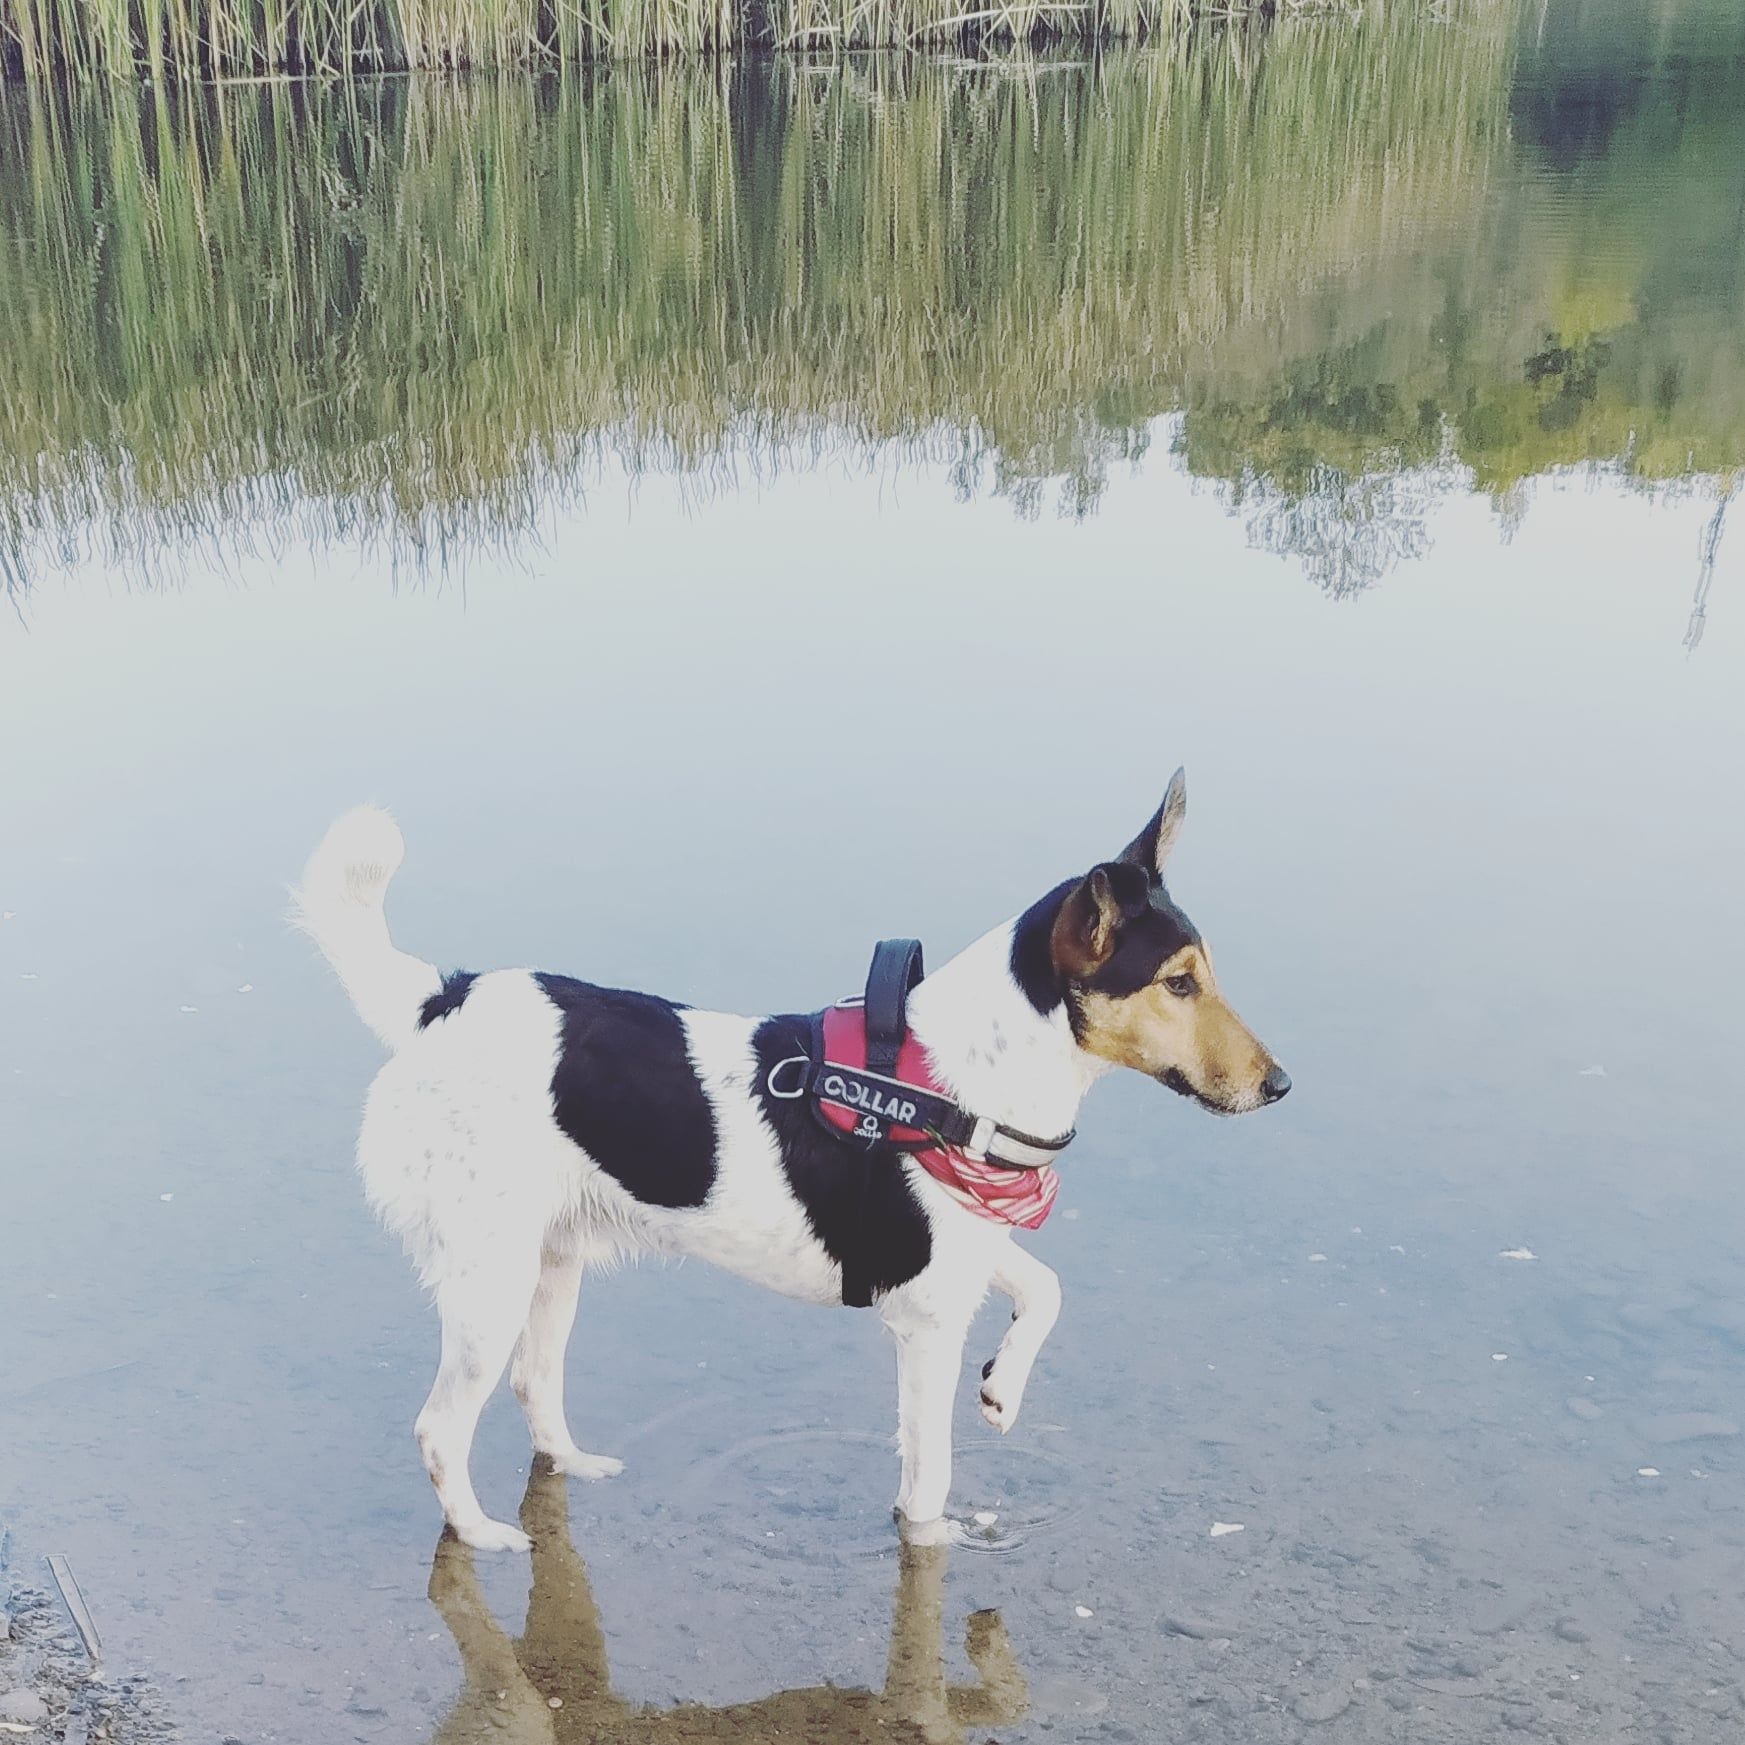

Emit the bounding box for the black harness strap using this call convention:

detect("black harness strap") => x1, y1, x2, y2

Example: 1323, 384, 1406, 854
839, 939, 922, 1309
863, 938, 923, 1077
806, 937, 1075, 1309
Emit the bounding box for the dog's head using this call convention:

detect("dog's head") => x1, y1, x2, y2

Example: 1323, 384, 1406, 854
1046, 769, 1289, 1115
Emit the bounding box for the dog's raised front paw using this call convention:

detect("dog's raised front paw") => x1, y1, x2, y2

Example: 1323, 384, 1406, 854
979, 1380, 1019, 1434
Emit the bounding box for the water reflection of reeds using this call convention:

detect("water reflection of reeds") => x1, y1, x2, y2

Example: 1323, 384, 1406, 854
0, 11, 1739, 584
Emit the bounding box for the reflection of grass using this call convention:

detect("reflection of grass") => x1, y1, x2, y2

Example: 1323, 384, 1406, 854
0, 0, 1195, 74
0, 19, 1512, 570
1178, 0, 1745, 580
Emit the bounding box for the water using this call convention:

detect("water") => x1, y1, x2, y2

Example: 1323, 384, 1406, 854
2, 5, 1745, 1741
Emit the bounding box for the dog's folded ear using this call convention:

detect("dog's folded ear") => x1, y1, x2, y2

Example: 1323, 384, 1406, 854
1117, 766, 1187, 880
1050, 862, 1147, 980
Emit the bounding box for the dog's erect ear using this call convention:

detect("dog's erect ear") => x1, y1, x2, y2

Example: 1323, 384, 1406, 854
1050, 865, 1130, 980
1118, 766, 1187, 880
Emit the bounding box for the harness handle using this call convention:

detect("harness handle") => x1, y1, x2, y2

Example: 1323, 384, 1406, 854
863, 938, 924, 1079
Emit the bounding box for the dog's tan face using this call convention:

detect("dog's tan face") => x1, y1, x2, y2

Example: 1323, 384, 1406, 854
1050, 770, 1289, 1116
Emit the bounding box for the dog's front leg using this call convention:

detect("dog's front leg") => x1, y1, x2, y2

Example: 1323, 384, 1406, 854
978, 1243, 1061, 1434
886, 1313, 971, 1545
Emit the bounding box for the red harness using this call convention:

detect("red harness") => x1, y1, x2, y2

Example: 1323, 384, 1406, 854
813, 1004, 1061, 1231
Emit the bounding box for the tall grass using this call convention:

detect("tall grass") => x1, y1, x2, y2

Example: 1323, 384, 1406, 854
0, 0, 1202, 78
0, 15, 1516, 563
1, 8, 1740, 582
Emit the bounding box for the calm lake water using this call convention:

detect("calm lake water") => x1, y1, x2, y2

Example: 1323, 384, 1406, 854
4, 3, 1745, 1742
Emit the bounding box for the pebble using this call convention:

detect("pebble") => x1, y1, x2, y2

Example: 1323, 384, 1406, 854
1164, 1614, 1233, 1641
1566, 1398, 1603, 1422
1293, 1687, 1352, 1724
1209, 1522, 1244, 1538
0, 1691, 49, 1726
1474, 1593, 1535, 1637
1638, 1414, 1741, 1444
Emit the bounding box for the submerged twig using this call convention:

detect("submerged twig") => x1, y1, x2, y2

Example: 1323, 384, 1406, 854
44, 1556, 103, 1666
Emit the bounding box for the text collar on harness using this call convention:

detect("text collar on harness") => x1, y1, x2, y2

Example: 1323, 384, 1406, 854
780, 939, 1074, 1232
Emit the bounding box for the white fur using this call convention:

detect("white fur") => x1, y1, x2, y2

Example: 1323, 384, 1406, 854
298, 811, 1090, 1550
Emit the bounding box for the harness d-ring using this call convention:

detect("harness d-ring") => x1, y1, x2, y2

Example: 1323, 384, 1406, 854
765, 1054, 810, 1100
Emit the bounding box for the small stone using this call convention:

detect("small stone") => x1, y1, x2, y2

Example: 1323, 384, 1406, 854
0, 1690, 50, 1725
1164, 1614, 1233, 1641
1209, 1522, 1244, 1538
1638, 1413, 1740, 1444
1293, 1687, 1352, 1724
1554, 1618, 1591, 1644
1566, 1398, 1602, 1422
1074, 1605, 1094, 1619
1475, 1593, 1535, 1637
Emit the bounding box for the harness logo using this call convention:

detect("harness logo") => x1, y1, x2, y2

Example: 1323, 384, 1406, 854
821, 1070, 918, 1128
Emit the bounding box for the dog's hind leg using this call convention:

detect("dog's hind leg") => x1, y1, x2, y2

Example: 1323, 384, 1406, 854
510, 1242, 624, 1483
978, 1244, 1061, 1435
417, 1246, 542, 1553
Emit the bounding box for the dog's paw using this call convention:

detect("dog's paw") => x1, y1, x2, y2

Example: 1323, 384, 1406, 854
896, 1513, 953, 1548
979, 1380, 1019, 1434
547, 1448, 625, 1482
452, 1517, 533, 1554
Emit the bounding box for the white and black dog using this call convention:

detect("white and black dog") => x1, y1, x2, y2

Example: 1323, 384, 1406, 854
294, 770, 1288, 1551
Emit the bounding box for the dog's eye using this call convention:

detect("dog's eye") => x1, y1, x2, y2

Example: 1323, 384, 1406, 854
1163, 973, 1198, 997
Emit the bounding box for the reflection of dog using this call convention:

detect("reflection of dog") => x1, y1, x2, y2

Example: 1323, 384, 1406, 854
429, 1465, 1028, 1745
296, 770, 1289, 1548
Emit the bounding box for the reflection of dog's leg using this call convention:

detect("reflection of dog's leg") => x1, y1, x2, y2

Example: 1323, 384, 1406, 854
880, 1540, 953, 1743
427, 1537, 557, 1745
949, 1608, 1029, 1731
514, 1464, 623, 1736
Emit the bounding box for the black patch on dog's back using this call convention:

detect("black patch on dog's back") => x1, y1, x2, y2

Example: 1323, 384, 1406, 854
419, 970, 478, 1029
751, 1015, 932, 1303
1010, 879, 1074, 1016
536, 975, 717, 1209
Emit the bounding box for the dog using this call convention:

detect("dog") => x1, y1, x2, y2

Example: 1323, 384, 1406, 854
429, 1461, 1026, 1744
293, 768, 1288, 1551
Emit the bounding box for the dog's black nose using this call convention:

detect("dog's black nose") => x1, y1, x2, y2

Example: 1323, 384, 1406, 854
1260, 1065, 1292, 1104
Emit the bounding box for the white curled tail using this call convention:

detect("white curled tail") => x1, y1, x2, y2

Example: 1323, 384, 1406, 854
292, 806, 441, 1052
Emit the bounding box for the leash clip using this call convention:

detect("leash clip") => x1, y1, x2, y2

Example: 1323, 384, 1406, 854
766, 1054, 810, 1100
963, 1115, 996, 1163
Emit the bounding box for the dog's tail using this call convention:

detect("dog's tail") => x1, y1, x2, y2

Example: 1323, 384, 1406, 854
291, 806, 442, 1053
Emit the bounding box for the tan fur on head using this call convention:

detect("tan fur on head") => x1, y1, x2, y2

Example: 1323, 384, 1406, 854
1049, 768, 1288, 1116
1073, 942, 1282, 1115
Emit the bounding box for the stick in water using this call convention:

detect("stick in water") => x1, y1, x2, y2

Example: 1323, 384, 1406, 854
45, 1555, 103, 1665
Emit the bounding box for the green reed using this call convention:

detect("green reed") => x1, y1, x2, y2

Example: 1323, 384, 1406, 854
1, 7, 1740, 581
0, 0, 1203, 78
0, 16, 1512, 556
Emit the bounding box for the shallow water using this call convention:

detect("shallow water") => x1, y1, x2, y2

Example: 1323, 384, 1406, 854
4, 5, 1745, 1743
